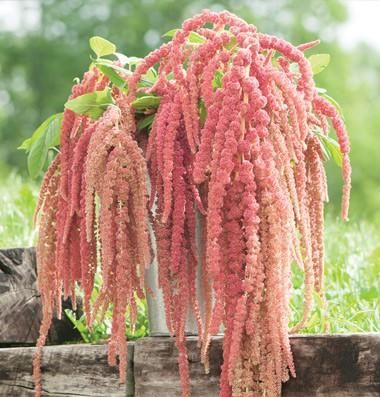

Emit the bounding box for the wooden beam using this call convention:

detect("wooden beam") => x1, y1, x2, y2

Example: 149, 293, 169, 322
0, 343, 135, 397
1, 334, 378, 396
134, 334, 380, 397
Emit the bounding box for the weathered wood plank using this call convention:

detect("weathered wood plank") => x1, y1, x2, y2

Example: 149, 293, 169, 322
134, 334, 380, 397
0, 343, 134, 397
0, 335, 378, 396
134, 336, 222, 397
0, 248, 81, 345
284, 334, 380, 397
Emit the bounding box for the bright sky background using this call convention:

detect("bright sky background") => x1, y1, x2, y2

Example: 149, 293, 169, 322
0, 0, 380, 50
338, 0, 380, 50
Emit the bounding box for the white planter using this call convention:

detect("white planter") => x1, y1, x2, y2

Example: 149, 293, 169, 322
145, 210, 204, 336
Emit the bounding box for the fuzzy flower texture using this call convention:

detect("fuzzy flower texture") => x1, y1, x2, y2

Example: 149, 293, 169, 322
34, 10, 351, 397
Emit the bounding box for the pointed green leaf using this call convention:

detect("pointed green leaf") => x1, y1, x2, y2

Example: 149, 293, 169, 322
132, 95, 160, 110
198, 100, 207, 127
96, 63, 128, 91
309, 54, 330, 75
162, 29, 206, 44
137, 78, 155, 88
89, 36, 116, 58
18, 137, 32, 152
224, 35, 237, 50
212, 70, 223, 89
162, 29, 179, 38
143, 67, 157, 83
27, 113, 63, 178
95, 59, 132, 76
19, 113, 63, 153
64, 89, 113, 119
27, 140, 47, 178
318, 136, 331, 161
317, 133, 343, 167
137, 114, 155, 131
325, 136, 343, 167
188, 31, 206, 44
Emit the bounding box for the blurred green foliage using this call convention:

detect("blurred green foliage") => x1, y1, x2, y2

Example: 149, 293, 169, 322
0, 173, 38, 247
290, 216, 380, 333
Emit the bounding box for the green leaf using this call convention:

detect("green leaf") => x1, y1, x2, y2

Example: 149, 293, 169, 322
163, 29, 206, 44
64, 89, 113, 119
95, 58, 131, 75
143, 67, 157, 83
137, 114, 155, 131
198, 100, 207, 127
162, 29, 178, 38
224, 35, 237, 50
19, 113, 62, 153
318, 137, 331, 161
95, 58, 153, 88
27, 142, 46, 178
309, 54, 330, 75
96, 63, 128, 91
317, 133, 343, 167
27, 113, 63, 178
64, 309, 91, 343
18, 137, 33, 152
212, 70, 223, 89
137, 78, 155, 88
188, 31, 206, 44
137, 68, 158, 88
89, 36, 116, 58
132, 95, 160, 110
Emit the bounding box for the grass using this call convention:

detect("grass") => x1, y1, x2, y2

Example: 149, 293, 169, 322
0, 173, 378, 336
290, 216, 380, 333
0, 172, 38, 248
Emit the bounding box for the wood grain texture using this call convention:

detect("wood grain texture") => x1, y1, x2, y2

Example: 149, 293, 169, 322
0, 334, 379, 396
0, 343, 135, 397
134, 334, 380, 397
284, 334, 380, 397
0, 248, 81, 345
134, 336, 222, 397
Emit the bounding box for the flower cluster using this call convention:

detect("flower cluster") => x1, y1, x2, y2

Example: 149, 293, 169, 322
34, 9, 351, 397
33, 73, 151, 395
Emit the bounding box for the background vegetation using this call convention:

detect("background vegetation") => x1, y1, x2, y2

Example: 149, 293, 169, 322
0, 0, 378, 336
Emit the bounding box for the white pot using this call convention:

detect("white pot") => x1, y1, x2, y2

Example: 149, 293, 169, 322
145, 210, 204, 336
